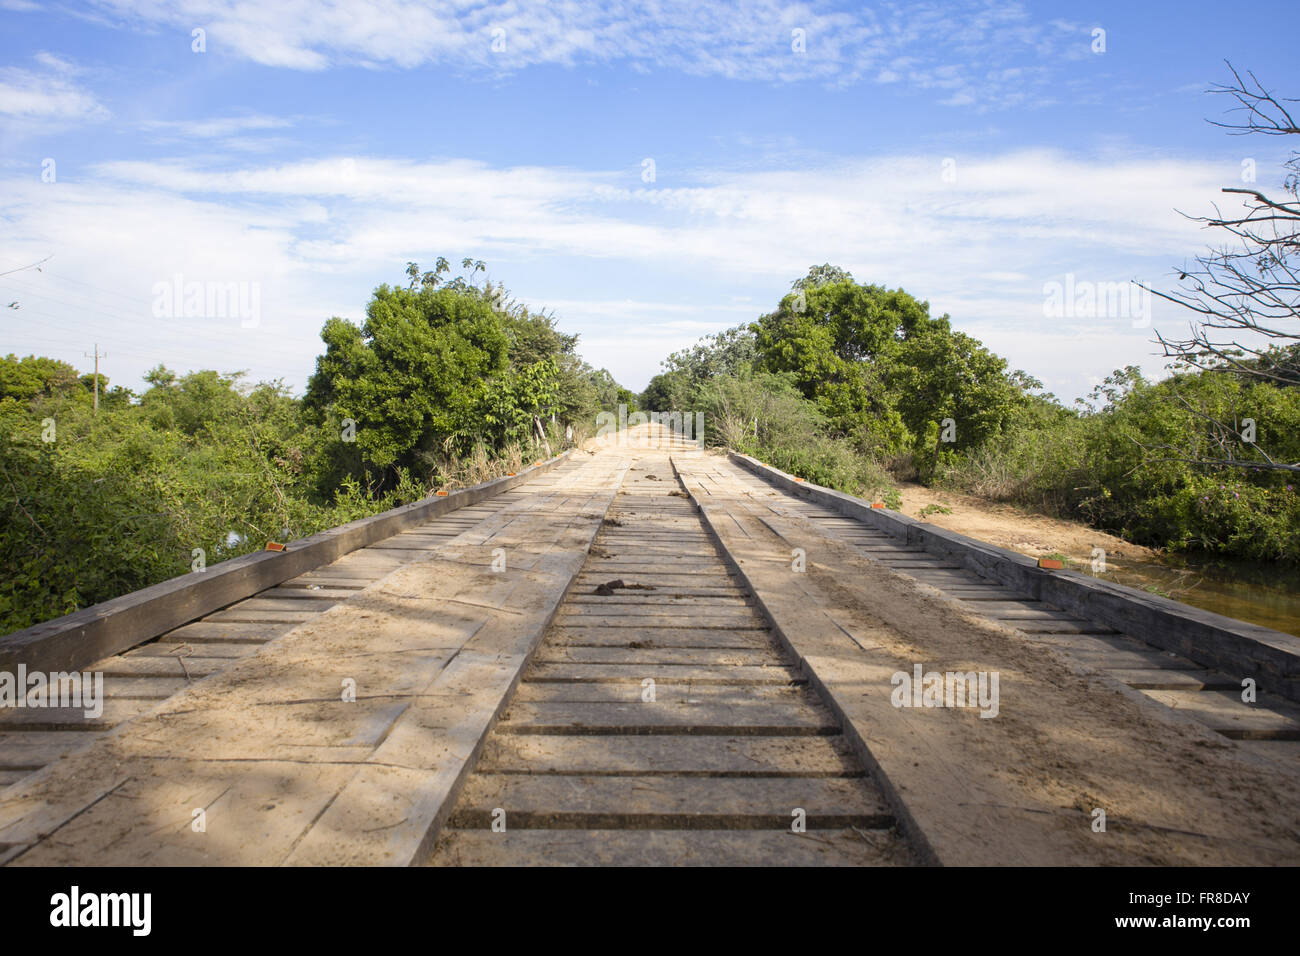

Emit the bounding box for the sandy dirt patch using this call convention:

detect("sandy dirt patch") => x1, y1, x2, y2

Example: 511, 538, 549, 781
896, 481, 1157, 566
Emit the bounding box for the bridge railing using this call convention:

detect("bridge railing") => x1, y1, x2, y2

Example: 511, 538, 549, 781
0, 451, 572, 676
730, 451, 1300, 705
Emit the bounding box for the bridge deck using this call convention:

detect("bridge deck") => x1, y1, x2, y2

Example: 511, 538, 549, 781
1, 426, 1298, 865
427, 454, 912, 866
700, 460, 1300, 748
0, 461, 585, 788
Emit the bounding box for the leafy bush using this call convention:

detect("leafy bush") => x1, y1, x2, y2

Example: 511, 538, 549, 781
0, 264, 634, 634
647, 265, 1300, 563
937, 367, 1300, 560
693, 371, 899, 505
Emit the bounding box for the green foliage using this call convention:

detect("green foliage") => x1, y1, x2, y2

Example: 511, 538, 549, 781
937, 366, 1300, 560
0, 260, 634, 634
749, 269, 1021, 474
305, 266, 632, 487
305, 283, 513, 476
0, 380, 347, 632
643, 263, 1300, 562
1, 354, 86, 403
693, 371, 898, 505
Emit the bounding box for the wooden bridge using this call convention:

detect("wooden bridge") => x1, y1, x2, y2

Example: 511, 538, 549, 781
1, 424, 1298, 866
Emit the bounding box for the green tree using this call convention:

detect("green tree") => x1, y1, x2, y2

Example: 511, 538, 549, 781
305, 282, 511, 480
0, 354, 81, 402
750, 267, 1022, 476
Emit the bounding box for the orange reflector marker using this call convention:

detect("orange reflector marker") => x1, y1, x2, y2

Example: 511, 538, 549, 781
506, 472, 517, 476
265, 541, 285, 552
871, 502, 885, 509
1038, 558, 1064, 570
435, 490, 449, 497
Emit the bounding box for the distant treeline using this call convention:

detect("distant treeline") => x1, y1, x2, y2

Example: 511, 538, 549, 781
0, 261, 635, 633
641, 264, 1300, 563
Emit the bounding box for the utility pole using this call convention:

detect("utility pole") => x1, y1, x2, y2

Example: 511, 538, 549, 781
84, 343, 106, 413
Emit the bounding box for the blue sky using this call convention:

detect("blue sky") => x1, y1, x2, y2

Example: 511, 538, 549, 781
1, 0, 1297, 402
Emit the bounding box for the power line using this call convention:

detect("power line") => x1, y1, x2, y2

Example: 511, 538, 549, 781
0, 255, 53, 279
0, 255, 143, 306
0, 288, 318, 365
0, 275, 152, 326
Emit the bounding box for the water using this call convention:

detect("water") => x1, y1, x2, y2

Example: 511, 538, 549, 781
1089, 552, 1300, 637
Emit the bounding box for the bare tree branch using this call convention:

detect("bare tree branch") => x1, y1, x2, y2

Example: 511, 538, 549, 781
1143, 63, 1300, 399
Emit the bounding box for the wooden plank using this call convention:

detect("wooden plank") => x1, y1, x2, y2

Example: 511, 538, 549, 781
978, 607, 1094, 622
1106, 669, 1238, 690
225, 596, 342, 615
548, 627, 771, 649
892, 569, 983, 584
316, 555, 406, 568
280, 577, 370, 590
582, 559, 725, 570
84, 655, 233, 678
601, 529, 705, 538
1138, 690, 1300, 739
102, 676, 192, 699
943, 585, 1030, 594
427, 828, 911, 866
566, 592, 750, 604
199, 608, 320, 625
546, 615, 765, 631
526, 663, 798, 683
475, 733, 859, 775
259, 587, 360, 601
1052, 644, 1204, 671
124, 641, 261, 659
575, 573, 734, 586
161, 621, 287, 643
512, 681, 814, 705
448, 773, 891, 828
0, 699, 155, 731
1003, 620, 1120, 635
534, 647, 786, 666
0, 731, 106, 768
497, 699, 837, 734
557, 603, 756, 619
951, 599, 1045, 611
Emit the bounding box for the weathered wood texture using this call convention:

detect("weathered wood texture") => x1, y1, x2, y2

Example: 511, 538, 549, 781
728, 452, 1300, 703
0, 453, 629, 866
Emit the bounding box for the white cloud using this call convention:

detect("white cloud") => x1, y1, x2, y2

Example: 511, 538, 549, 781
0, 146, 1236, 396
32, 52, 80, 73
85, 0, 1092, 108
0, 62, 109, 122
139, 114, 295, 139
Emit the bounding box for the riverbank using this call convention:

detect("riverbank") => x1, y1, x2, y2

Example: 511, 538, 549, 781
896, 482, 1300, 637
896, 482, 1155, 565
